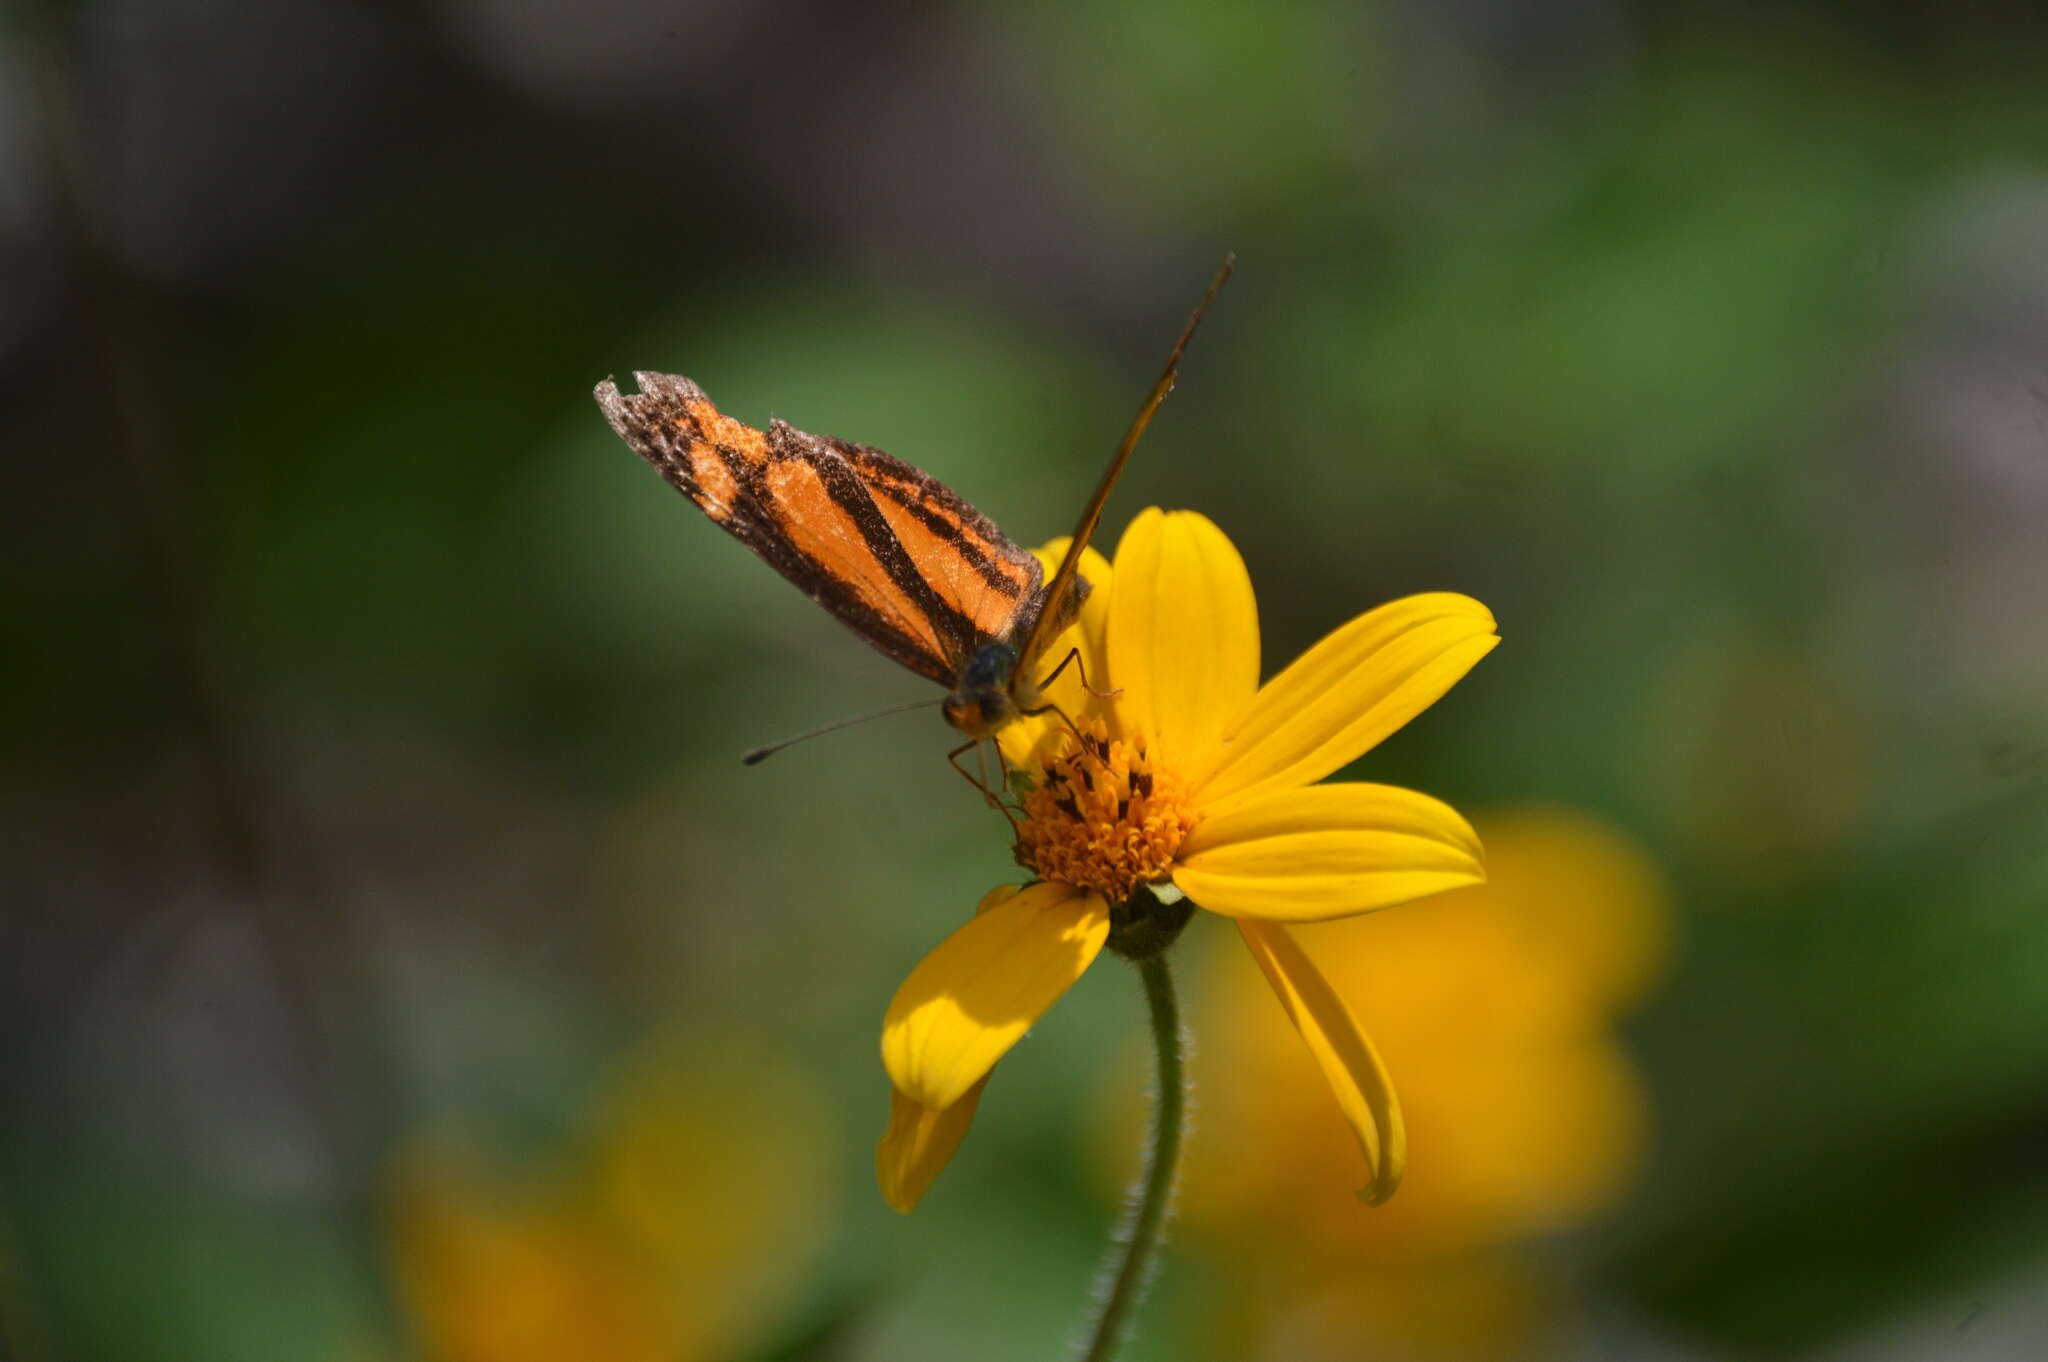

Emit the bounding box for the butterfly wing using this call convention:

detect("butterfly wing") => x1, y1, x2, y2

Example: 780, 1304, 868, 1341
595, 372, 1046, 684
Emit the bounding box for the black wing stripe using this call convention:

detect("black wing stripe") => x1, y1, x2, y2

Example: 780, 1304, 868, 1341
859, 473, 1025, 598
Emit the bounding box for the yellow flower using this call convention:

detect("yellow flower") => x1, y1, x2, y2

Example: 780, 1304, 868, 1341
877, 508, 1499, 1211
1166, 805, 1673, 1360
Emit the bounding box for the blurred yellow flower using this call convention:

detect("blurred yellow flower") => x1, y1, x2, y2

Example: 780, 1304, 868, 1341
878, 508, 1499, 1211
1168, 805, 1673, 1360
384, 1036, 835, 1362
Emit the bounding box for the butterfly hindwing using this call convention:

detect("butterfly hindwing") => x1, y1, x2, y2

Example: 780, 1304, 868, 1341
595, 372, 1051, 686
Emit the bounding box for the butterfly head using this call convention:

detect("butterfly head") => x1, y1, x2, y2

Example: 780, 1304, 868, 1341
943, 642, 1022, 739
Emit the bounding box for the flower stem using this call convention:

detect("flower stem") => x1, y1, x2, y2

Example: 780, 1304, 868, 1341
1078, 952, 1186, 1362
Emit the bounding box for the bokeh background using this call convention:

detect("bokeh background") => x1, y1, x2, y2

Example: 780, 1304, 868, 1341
7, 2, 2048, 1359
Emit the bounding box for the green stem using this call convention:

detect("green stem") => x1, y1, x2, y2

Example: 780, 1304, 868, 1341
1078, 952, 1187, 1362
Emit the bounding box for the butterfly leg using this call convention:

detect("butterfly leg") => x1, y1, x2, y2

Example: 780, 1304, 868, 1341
947, 739, 994, 802
1036, 645, 1121, 701
948, 739, 1022, 825
1020, 698, 1090, 751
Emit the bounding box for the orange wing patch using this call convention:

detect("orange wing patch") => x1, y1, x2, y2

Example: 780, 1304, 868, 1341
675, 407, 749, 522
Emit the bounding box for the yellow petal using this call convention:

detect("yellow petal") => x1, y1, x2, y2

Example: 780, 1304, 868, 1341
882, 882, 1110, 1110
1000, 542, 1116, 770
1198, 594, 1498, 813
876, 1077, 988, 1214
1236, 919, 1406, 1203
1028, 538, 1115, 670
1106, 509, 1259, 779
1173, 783, 1485, 922
873, 883, 1027, 1213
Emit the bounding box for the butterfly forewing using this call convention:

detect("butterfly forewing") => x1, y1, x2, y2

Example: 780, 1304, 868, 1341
595, 372, 1043, 685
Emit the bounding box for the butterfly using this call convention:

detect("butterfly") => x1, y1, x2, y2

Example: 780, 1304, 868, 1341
593, 256, 1232, 777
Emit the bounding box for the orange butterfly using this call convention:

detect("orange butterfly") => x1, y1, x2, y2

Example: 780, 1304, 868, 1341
594, 257, 1232, 772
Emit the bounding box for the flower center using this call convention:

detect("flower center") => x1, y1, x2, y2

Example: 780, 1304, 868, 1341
1014, 720, 1199, 905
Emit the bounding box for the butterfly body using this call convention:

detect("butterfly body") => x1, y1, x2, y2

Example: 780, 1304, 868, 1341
942, 640, 1026, 738
595, 372, 1081, 738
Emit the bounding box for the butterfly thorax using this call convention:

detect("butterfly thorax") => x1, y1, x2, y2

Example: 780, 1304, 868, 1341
942, 641, 1025, 739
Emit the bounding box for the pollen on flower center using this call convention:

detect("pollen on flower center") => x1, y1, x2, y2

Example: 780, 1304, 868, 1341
1014, 720, 1199, 905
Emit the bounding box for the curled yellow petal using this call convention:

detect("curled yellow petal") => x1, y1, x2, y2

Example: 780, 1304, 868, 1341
1198, 593, 1498, 813
1106, 509, 1260, 779
882, 882, 1110, 1111
1173, 783, 1484, 922
876, 1077, 988, 1215
1236, 919, 1405, 1204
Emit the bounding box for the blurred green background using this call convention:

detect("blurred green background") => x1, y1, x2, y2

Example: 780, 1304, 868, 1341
7, 2, 2048, 1359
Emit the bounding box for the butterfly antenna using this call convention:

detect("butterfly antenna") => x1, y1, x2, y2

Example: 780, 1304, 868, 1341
741, 696, 946, 765
1017, 253, 1236, 667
